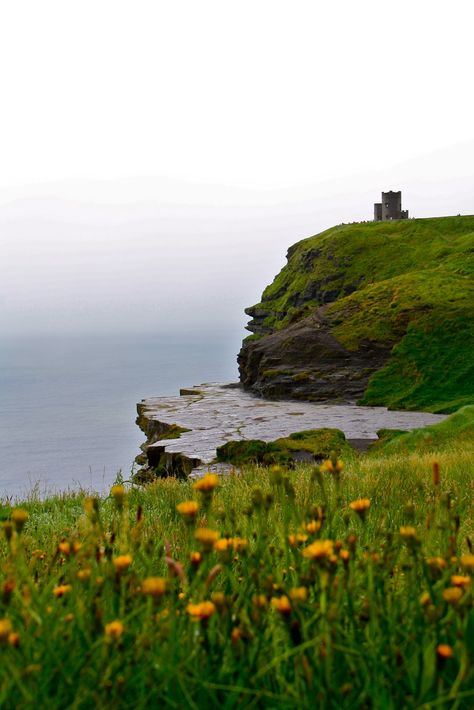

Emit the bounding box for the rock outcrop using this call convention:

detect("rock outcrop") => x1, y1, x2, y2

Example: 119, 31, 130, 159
238, 306, 390, 402
238, 216, 474, 413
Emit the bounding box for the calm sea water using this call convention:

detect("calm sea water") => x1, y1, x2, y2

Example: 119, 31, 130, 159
0, 332, 242, 498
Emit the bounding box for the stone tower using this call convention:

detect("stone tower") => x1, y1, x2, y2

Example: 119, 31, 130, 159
374, 191, 409, 221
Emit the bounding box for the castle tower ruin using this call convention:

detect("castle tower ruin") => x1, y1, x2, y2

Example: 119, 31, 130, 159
374, 191, 409, 221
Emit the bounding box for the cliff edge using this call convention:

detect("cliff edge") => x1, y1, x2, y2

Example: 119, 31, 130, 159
238, 216, 474, 413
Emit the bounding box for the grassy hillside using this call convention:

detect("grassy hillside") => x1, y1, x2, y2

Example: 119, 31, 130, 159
370, 404, 474, 455
251, 216, 474, 333
241, 216, 474, 412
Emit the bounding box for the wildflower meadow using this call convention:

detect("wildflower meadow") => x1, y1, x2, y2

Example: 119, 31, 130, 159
0, 445, 473, 709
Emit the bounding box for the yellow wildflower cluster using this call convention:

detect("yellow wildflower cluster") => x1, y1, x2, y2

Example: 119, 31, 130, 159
113, 554, 133, 572
302, 539, 334, 560
193, 473, 220, 493
176, 500, 199, 519
186, 601, 216, 621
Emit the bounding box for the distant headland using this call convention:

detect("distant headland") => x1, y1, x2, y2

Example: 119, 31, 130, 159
238, 214, 474, 413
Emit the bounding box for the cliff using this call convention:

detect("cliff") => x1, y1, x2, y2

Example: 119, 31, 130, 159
238, 216, 474, 413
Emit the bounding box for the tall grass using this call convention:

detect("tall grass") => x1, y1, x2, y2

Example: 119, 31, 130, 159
0, 445, 473, 708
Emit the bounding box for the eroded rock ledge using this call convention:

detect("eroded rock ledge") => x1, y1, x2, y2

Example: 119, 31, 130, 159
135, 383, 445, 481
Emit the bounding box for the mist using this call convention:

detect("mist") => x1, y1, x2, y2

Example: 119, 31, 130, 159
1, 141, 474, 338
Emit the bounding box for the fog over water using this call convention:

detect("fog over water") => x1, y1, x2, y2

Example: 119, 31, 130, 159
2, 141, 474, 339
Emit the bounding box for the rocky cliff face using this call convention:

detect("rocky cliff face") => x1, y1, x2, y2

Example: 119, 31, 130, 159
238, 216, 474, 413
238, 306, 390, 402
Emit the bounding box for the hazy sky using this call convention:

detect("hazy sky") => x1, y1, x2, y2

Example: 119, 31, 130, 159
1, 1, 473, 336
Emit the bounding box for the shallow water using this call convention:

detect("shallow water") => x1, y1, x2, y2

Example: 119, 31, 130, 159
0, 332, 241, 497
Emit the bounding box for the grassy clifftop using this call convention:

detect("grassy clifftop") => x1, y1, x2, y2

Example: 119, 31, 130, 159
239, 216, 474, 412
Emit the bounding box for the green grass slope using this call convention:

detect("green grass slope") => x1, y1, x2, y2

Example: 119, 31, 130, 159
244, 216, 474, 412
370, 404, 474, 455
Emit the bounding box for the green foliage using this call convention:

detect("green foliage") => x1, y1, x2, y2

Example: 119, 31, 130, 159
255, 217, 474, 332
246, 216, 474, 411
369, 405, 474, 455
216, 428, 353, 465
0, 440, 473, 708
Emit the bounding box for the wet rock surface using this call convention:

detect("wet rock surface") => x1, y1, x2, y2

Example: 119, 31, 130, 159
135, 383, 446, 480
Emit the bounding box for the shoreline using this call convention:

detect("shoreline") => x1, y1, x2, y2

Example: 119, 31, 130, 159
135, 382, 447, 479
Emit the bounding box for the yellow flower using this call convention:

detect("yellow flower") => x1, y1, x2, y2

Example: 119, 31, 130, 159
53, 584, 72, 598
8, 631, 20, 648
141, 577, 167, 597
288, 534, 308, 547
186, 601, 216, 621
303, 539, 334, 560
110, 485, 126, 507
105, 620, 124, 639
340, 549, 350, 564
195, 528, 220, 548
349, 499, 371, 516
3, 522, 14, 541
427, 557, 446, 572
211, 592, 226, 607
442, 587, 463, 605
76, 569, 92, 581
84, 497, 98, 515
271, 595, 292, 615
450, 575, 471, 588
193, 474, 219, 493
0, 619, 12, 642
420, 591, 431, 606
11, 509, 29, 533
437, 644, 453, 659
400, 526, 417, 540
113, 554, 133, 572
306, 520, 321, 534
231, 627, 243, 644
252, 594, 267, 609
214, 538, 231, 553
320, 459, 343, 473
58, 541, 70, 556
190, 551, 202, 566
289, 586, 308, 602
460, 554, 474, 572
176, 500, 199, 519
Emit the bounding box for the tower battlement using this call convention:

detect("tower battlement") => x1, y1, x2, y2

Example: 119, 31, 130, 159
374, 190, 409, 221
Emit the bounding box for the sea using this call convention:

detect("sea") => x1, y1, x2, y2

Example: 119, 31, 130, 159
0, 331, 243, 499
